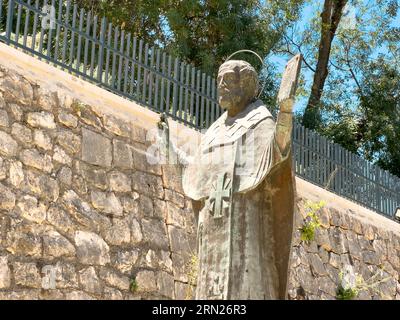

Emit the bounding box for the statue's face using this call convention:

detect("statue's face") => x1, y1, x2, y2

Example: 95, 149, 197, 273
217, 61, 258, 113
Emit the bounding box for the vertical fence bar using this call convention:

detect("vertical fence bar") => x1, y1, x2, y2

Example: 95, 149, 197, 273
159, 51, 166, 111
189, 67, 195, 125
89, 15, 97, 78
200, 73, 206, 128
206, 76, 211, 128
104, 22, 112, 85
117, 29, 125, 91
53, 0, 62, 59
154, 49, 161, 110
195, 70, 201, 128
178, 62, 184, 119
68, 3, 77, 68
123, 33, 131, 94
172, 57, 179, 117
184, 64, 190, 122
111, 26, 118, 89
136, 39, 143, 100
46, 0, 56, 58
76, 8, 84, 70
83, 10, 91, 74
129, 36, 137, 96
5, 0, 15, 44
39, 0, 49, 55
0, 0, 3, 27
165, 55, 172, 114
61, 0, 70, 65
97, 16, 106, 82
142, 43, 149, 104
211, 78, 216, 125
148, 46, 155, 106
15, 1, 22, 44
22, 0, 32, 48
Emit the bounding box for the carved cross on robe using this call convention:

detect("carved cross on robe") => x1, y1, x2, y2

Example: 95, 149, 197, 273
209, 173, 231, 219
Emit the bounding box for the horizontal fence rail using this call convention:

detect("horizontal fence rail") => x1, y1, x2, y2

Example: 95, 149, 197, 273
0, 0, 399, 220
0, 0, 220, 129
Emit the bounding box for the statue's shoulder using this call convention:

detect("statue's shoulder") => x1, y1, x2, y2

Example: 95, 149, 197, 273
201, 100, 273, 148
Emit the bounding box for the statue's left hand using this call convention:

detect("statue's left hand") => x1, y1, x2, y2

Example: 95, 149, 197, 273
277, 54, 302, 113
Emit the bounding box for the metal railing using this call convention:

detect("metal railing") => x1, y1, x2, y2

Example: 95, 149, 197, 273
0, 0, 399, 220
0, 0, 220, 129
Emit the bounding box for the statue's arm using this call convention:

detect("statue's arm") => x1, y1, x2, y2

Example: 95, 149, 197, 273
274, 54, 301, 156
156, 118, 194, 166
275, 103, 293, 156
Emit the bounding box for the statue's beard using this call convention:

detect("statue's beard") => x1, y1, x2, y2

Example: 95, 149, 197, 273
219, 93, 246, 110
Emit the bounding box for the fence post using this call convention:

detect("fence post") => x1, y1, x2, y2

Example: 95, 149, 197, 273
6, 0, 15, 44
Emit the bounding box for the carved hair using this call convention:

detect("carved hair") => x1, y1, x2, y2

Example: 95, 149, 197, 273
218, 60, 259, 99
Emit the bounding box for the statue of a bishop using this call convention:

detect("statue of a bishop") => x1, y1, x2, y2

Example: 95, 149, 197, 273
158, 54, 302, 300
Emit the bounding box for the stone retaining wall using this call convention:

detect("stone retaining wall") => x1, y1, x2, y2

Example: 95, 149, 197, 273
0, 66, 197, 299
0, 44, 399, 300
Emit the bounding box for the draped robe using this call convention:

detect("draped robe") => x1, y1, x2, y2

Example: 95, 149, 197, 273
182, 100, 296, 300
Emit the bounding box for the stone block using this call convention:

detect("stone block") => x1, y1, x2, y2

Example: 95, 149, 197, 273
113, 139, 133, 169
139, 195, 154, 217
104, 287, 124, 300
90, 191, 123, 217
33, 129, 52, 150
57, 130, 81, 154
46, 205, 75, 235
165, 189, 185, 208
35, 87, 58, 111
309, 253, 327, 276
0, 73, 33, 106
142, 218, 169, 249
131, 171, 164, 199
130, 217, 143, 245
65, 291, 96, 300
0, 182, 16, 210
0, 109, 9, 128
13, 262, 42, 288
11, 123, 32, 145
77, 162, 108, 190
103, 114, 131, 138
166, 202, 186, 228
62, 190, 110, 232
15, 195, 47, 224
20, 149, 53, 173
9, 104, 23, 121
168, 225, 193, 254
102, 218, 131, 246
109, 171, 131, 193
132, 143, 162, 175
58, 112, 78, 128
6, 224, 42, 258
9, 160, 24, 188
81, 128, 112, 167
75, 230, 110, 266
57, 166, 72, 186
24, 170, 60, 202
53, 146, 72, 166
99, 268, 130, 291
114, 250, 140, 274
157, 271, 175, 299
78, 267, 103, 295
0, 131, 18, 157
135, 270, 157, 293
43, 230, 76, 258
26, 112, 56, 129
0, 256, 11, 289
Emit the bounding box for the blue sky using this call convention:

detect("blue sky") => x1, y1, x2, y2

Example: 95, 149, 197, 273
265, 1, 400, 113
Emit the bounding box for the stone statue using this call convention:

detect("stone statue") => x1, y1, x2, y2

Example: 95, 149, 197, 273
158, 54, 301, 299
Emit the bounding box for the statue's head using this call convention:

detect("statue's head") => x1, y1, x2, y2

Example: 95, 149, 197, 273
217, 60, 259, 116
